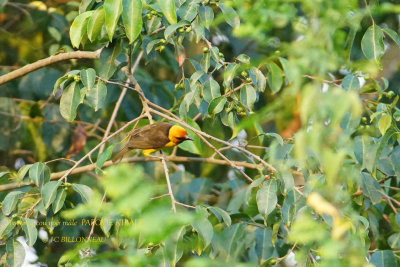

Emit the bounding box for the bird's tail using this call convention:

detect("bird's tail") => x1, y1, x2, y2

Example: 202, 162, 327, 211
112, 147, 129, 163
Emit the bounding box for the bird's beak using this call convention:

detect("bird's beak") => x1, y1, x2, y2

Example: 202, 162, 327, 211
185, 135, 193, 141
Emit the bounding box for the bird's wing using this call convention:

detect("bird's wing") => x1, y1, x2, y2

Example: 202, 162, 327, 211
127, 123, 172, 149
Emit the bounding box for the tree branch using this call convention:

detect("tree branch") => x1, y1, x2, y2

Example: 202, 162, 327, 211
0, 156, 263, 192
0, 50, 101, 85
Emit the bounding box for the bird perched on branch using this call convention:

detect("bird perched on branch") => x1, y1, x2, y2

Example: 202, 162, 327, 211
112, 122, 193, 162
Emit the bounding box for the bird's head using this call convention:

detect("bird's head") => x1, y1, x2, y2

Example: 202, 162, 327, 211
169, 125, 193, 144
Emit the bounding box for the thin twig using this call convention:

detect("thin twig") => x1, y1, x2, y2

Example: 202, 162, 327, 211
57, 115, 145, 182
87, 191, 107, 241
98, 51, 144, 154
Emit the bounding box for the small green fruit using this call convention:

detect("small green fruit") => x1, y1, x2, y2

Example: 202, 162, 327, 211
246, 77, 252, 83
203, 47, 209, 53
241, 71, 248, 77
361, 117, 368, 124
146, 14, 152, 20
178, 28, 184, 33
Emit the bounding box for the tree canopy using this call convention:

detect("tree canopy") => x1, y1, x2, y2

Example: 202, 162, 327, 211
1, 0, 400, 266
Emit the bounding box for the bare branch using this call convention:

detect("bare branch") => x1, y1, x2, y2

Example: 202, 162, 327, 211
0, 50, 101, 85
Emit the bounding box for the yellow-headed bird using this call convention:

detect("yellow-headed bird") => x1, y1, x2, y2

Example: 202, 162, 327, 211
112, 122, 193, 162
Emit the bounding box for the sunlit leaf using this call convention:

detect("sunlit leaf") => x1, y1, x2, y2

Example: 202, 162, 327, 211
240, 84, 257, 109
378, 114, 391, 136
104, 0, 123, 41
156, 0, 177, 24
72, 183, 93, 203
208, 96, 227, 115
69, 11, 94, 48
2, 191, 23, 216
256, 180, 277, 216
203, 78, 221, 103
42, 181, 61, 209
29, 162, 50, 189
122, 0, 142, 43
22, 218, 37, 247
361, 24, 385, 61
87, 6, 105, 42
267, 62, 283, 94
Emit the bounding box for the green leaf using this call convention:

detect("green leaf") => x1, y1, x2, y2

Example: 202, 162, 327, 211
217, 224, 246, 260
48, 26, 61, 42
388, 233, 400, 249
122, 0, 142, 43
370, 250, 396, 267
256, 180, 277, 216
164, 20, 189, 40
267, 62, 283, 94
104, 0, 123, 41
240, 84, 257, 109
96, 144, 116, 174
146, 39, 161, 54
342, 74, 360, 92
378, 114, 392, 136
192, 216, 213, 247
391, 147, 400, 178
69, 11, 94, 48
201, 51, 210, 72
360, 172, 381, 204
179, 118, 202, 155
60, 81, 81, 121
361, 24, 385, 61
79, 0, 96, 14
203, 78, 221, 103
72, 184, 93, 203
87, 6, 105, 42
236, 54, 250, 64
80, 68, 96, 91
42, 181, 61, 209
98, 42, 122, 79
52, 188, 67, 214
255, 228, 274, 264
223, 63, 238, 88
6, 239, 25, 267
382, 28, 400, 48
22, 218, 37, 247
2, 191, 23, 216
100, 217, 112, 237
0, 217, 15, 238
265, 133, 283, 146
87, 80, 107, 112
249, 67, 266, 92
16, 164, 32, 182
199, 6, 213, 29
208, 96, 227, 115
0, 171, 10, 179
218, 3, 240, 28
177, 2, 198, 22
29, 162, 50, 188
279, 57, 295, 84
156, 0, 177, 25
207, 206, 231, 227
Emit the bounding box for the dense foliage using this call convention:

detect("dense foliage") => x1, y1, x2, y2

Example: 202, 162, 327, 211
1, 0, 400, 266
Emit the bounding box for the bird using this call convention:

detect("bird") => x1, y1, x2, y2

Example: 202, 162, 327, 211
112, 122, 193, 162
